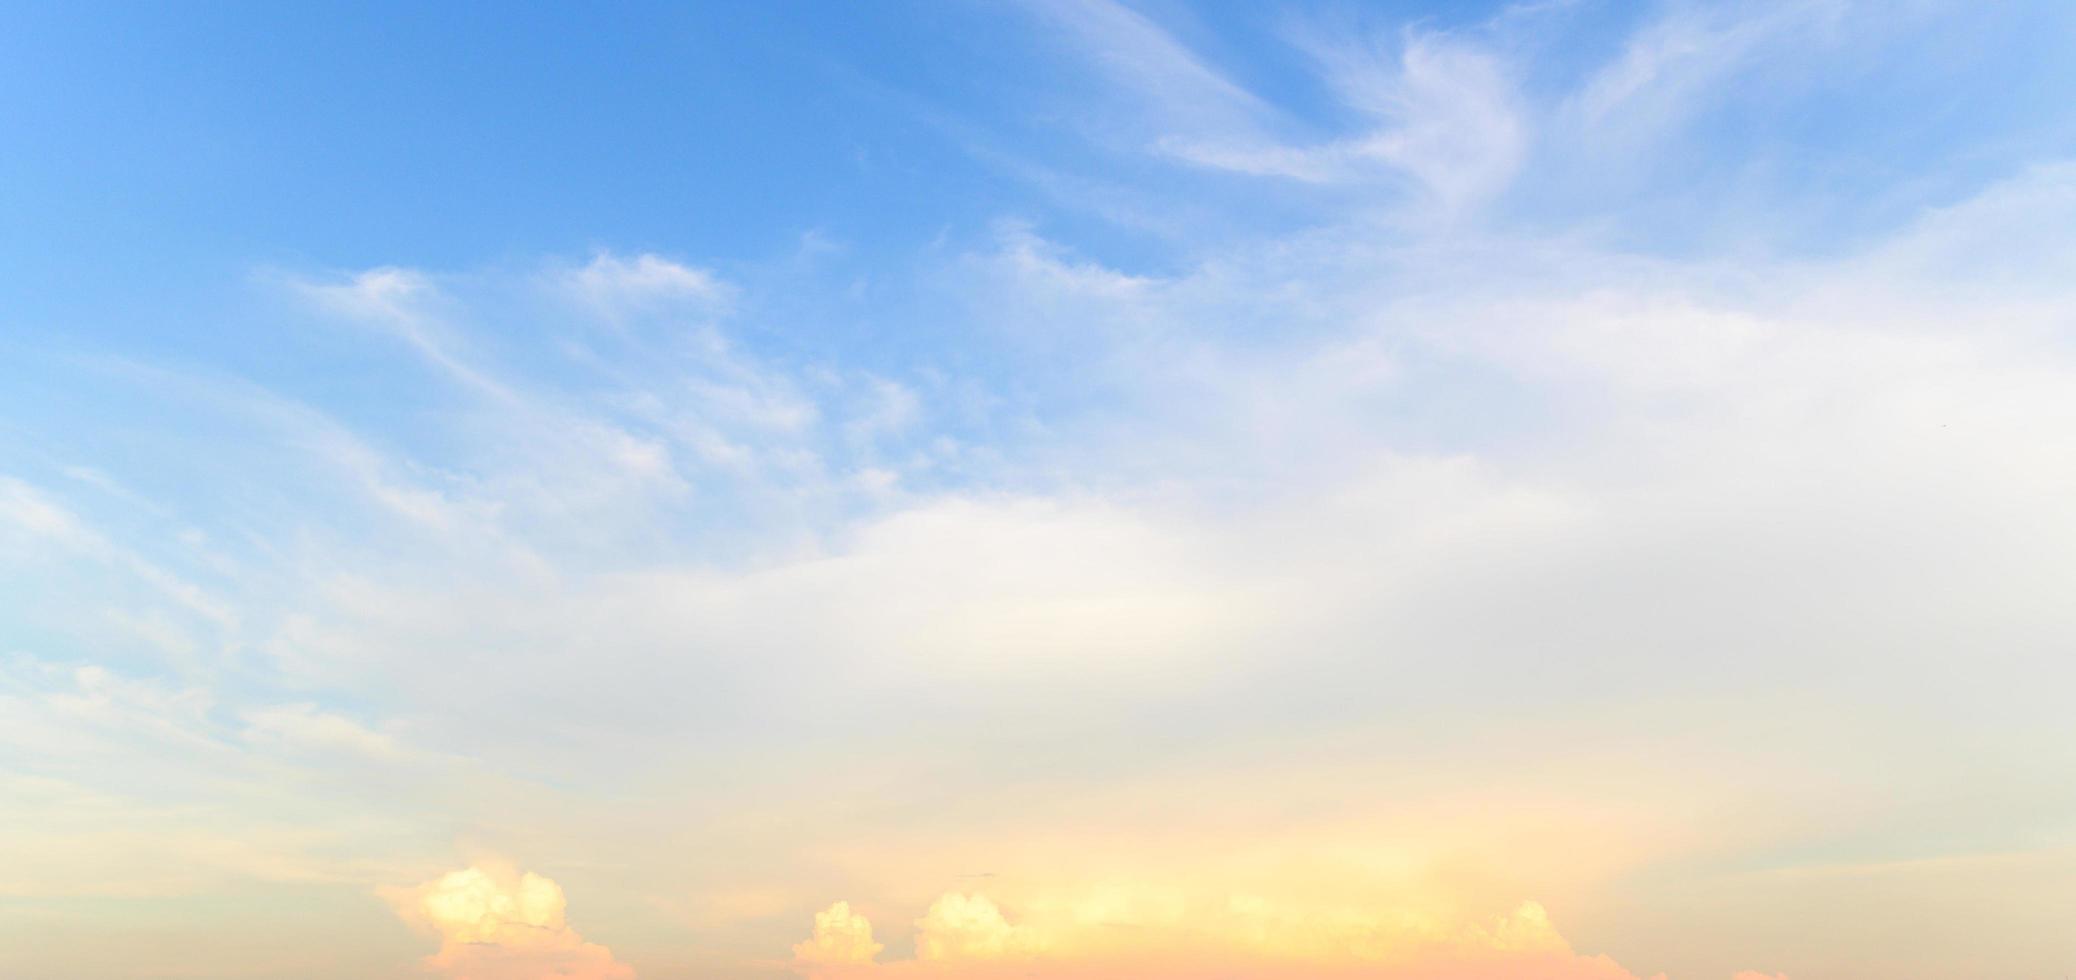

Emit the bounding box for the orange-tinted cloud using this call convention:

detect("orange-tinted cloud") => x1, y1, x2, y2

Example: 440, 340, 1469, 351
387, 862, 634, 980
793, 890, 1788, 980
914, 893, 1046, 962
795, 900, 885, 968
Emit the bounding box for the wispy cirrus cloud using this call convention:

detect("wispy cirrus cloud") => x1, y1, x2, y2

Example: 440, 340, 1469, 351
562, 251, 734, 320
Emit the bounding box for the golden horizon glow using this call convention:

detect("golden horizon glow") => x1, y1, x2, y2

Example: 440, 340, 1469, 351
380, 861, 1797, 980
785, 891, 1764, 980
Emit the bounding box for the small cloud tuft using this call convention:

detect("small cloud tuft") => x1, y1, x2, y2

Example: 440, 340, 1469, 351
566, 252, 731, 317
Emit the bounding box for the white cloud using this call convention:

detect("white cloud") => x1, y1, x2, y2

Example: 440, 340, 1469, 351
913, 893, 1043, 962
1029, 2, 1526, 213
296, 266, 509, 397
793, 901, 884, 967
844, 377, 921, 445
0, 657, 451, 900
1022, 0, 1272, 140
0, 475, 240, 632
1174, 30, 1527, 213
1334, 34, 1526, 210
789, 887, 1789, 978
566, 252, 731, 318
0, 476, 93, 543
1567, 1, 1847, 128
239, 703, 416, 762
389, 862, 634, 980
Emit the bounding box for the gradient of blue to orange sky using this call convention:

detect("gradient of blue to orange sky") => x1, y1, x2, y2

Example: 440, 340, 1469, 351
4, 1, 2076, 978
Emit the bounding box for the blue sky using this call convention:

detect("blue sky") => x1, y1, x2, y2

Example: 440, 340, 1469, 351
5, 3, 2076, 979
7, 1, 2070, 304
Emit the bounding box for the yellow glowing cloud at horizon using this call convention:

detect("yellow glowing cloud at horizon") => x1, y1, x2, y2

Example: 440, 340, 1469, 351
791, 890, 1790, 980
795, 900, 886, 967
386, 862, 633, 980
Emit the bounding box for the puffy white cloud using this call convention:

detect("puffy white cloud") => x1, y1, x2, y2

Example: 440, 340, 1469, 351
913, 893, 1044, 962
794, 901, 884, 968
388, 863, 633, 980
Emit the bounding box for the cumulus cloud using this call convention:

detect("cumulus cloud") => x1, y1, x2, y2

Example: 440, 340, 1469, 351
794, 901, 885, 968
913, 893, 1045, 962
388, 863, 633, 980
788, 889, 1786, 979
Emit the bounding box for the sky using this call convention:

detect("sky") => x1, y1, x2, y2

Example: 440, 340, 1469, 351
3, 1, 2076, 978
